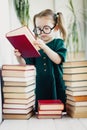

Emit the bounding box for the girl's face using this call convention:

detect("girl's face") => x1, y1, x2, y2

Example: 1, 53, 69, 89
35, 16, 56, 43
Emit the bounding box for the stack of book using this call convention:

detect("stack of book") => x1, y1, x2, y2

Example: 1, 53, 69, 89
37, 99, 64, 119
2, 64, 36, 119
63, 60, 87, 118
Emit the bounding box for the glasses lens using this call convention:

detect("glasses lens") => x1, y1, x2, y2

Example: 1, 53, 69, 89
43, 26, 51, 34
33, 27, 41, 35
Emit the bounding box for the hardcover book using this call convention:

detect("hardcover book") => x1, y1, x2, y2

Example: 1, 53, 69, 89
3, 83, 35, 93
65, 81, 87, 87
66, 90, 87, 96
2, 64, 35, 70
3, 90, 34, 99
63, 67, 87, 74
2, 69, 36, 77
2, 76, 35, 82
3, 80, 35, 86
66, 86, 87, 91
66, 99, 87, 106
3, 111, 34, 119
4, 95, 35, 104
3, 100, 35, 109
37, 114, 62, 119
6, 26, 41, 58
3, 106, 33, 114
66, 104, 87, 112
63, 61, 87, 68
63, 73, 87, 81
66, 95, 87, 102
66, 108, 87, 118
38, 100, 64, 110
38, 110, 62, 115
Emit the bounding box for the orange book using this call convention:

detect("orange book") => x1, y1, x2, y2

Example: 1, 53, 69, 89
6, 26, 41, 58
67, 95, 87, 102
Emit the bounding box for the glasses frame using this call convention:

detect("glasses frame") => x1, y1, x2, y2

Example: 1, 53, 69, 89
33, 25, 56, 35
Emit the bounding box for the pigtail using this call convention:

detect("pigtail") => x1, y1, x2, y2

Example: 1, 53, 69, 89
56, 12, 67, 41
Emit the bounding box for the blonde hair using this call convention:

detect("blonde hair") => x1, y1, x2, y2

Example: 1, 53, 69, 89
33, 9, 67, 41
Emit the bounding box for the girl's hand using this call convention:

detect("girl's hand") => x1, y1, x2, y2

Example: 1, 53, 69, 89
33, 38, 46, 50
14, 49, 21, 57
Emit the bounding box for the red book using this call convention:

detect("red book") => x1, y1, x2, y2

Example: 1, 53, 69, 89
38, 100, 64, 110
6, 26, 41, 58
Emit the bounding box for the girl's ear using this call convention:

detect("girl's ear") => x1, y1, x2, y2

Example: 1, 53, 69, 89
54, 24, 59, 31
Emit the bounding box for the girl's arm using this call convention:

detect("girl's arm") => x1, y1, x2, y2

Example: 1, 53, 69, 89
43, 45, 61, 64
34, 39, 61, 64
14, 49, 26, 65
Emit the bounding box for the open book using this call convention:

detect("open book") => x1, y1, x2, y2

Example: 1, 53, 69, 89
6, 26, 41, 58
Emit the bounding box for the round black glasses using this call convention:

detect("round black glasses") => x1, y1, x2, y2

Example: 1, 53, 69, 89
33, 25, 56, 35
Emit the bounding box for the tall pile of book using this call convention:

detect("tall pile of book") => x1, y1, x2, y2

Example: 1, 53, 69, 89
2, 64, 36, 119
63, 60, 87, 118
37, 99, 64, 119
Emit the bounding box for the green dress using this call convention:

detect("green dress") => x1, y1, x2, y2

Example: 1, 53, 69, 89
24, 38, 67, 111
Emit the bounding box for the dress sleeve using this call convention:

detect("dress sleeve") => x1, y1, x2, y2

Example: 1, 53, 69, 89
55, 39, 67, 62
24, 58, 35, 65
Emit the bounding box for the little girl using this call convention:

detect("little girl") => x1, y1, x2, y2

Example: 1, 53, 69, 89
14, 9, 67, 112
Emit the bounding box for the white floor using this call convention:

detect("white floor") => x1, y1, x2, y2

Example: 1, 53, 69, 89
0, 114, 87, 130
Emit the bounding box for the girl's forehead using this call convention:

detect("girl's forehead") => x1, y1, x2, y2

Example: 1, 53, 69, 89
35, 16, 54, 26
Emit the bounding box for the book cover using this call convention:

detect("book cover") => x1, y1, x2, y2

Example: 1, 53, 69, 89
6, 26, 41, 58
66, 90, 87, 96
2, 69, 36, 77
38, 100, 64, 110
4, 96, 35, 104
63, 73, 87, 81
65, 81, 87, 87
63, 61, 87, 68
2, 111, 34, 119
66, 95, 87, 102
3, 83, 35, 93
2, 64, 36, 70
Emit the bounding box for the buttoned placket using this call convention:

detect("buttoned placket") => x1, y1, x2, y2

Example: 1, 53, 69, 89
43, 57, 47, 72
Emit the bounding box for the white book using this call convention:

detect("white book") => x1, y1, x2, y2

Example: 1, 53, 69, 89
3, 100, 35, 109
66, 100, 87, 106
4, 95, 35, 104
3, 106, 33, 114
3, 83, 35, 93
66, 90, 87, 96
3, 76, 35, 82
